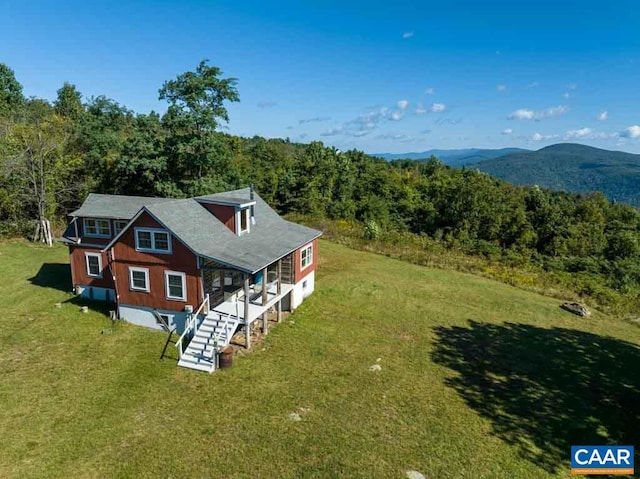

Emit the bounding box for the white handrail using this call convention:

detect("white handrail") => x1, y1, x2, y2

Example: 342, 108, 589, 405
176, 294, 210, 358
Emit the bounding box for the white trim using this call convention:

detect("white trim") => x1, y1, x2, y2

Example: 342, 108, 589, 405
129, 267, 150, 292
134, 227, 172, 254
164, 270, 187, 301
300, 243, 313, 271
196, 198, 256, 208
236, 207, 250, 235
85, 252, 102, 278
83, 218, 111, 238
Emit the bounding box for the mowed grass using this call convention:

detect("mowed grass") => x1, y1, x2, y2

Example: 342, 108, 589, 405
0, 239, 638, 478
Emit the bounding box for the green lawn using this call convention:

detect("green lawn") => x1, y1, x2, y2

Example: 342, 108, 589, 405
0, 239, 638, 478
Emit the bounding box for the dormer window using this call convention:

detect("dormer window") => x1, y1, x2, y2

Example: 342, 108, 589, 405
135, 228, 171, 253
237, 208, 250, 235
83, 218, 111, 238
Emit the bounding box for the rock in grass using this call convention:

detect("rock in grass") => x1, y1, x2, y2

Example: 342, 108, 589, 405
406, 471, 426, 479
369, 364, 382, 372
289, 412, 302, 421
54, 303, 62, 308
560, 302, 591, 318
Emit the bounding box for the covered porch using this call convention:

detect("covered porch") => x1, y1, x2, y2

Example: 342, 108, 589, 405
199, 253, 295, 348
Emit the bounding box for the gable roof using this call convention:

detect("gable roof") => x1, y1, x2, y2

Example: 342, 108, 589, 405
69, 193, 177, 219
98, 188, 322, 274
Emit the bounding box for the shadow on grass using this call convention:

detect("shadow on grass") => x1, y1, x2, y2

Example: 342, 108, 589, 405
431, 320, 640, 474
29, 263, 72, 293
63, 295, 114, 317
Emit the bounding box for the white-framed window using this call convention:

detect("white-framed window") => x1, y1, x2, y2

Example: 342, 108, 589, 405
85, 252, 102, 278
300, 243, 313, 271
83, 218, 111, 238
165, 271, 186, 301
134, 228, 171, 253
113, 220, 128, 236
237, 208, 250, 235
129, 267, 150, 292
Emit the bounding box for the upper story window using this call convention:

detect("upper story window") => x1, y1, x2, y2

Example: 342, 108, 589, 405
85, 252, 102, 278
83, 218, 111, 238
135, 228, 171, 253
237, 207, 250, 235
113, 220, 128, 236
301, 243, 313, 271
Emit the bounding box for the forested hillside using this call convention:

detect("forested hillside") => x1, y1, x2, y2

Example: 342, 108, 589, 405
471, 143, 640, 206
374, 147, 529, 166
1, 61, 640, 315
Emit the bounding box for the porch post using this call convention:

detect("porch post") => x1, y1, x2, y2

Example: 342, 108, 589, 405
277, 260, 282, 322
261, 268, 268, 306
244, 275, 251, 349
261, 268, 268, 334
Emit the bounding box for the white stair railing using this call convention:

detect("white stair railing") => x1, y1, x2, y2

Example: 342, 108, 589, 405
176, 294, 210, 359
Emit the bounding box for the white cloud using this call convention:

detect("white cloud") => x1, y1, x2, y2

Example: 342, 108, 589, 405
299, 116, 331, 124
397, 100, 409, 110
415, 102, 426, 114
320, 127, 343, 137
320, 103, 413, 137
508, 105, 569, 120
598, 111, 608, 121
501, 128, 513, 135
402, 32, 414, 39
527, 82, 539, 88
620, 125, 640, 138
496, 84, 507, 91
562, 92, 571, 99
562, 128, 612, 141
375, 133, 411, 141
539, 105, 569, 118
531, 132, 560, 141
428, 103, 447, 113
509, 109, 535, 120
566, 82, 578, 90
257, 101, 277, 109
425, 88, 435, 95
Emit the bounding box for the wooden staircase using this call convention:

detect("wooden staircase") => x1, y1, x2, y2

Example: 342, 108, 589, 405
177, 311, 241, 373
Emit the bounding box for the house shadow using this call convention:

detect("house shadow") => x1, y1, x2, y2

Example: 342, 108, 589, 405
29, 263, 72, 293
431, 320, 640, 474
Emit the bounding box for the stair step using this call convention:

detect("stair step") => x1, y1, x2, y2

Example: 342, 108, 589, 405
178, 358, 215, 373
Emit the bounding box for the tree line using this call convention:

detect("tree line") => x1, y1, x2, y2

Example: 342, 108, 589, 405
1, 61, 639, 306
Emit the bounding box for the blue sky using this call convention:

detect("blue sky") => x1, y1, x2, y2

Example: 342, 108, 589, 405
2, 0, 640, 153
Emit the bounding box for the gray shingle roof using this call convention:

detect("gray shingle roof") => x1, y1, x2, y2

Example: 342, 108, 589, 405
146, 189, 321, 273
69, 193, 177, 219
80, 188, 322, 274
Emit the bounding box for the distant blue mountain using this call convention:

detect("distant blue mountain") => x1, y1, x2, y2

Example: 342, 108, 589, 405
372, 148, 531, 166
469, 143, 640, 206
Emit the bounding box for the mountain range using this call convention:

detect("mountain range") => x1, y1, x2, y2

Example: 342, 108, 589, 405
373, 148, 530, 166
374, 144, 640, 206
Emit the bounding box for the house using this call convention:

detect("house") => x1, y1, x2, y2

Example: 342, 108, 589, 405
61, 187, 322, 372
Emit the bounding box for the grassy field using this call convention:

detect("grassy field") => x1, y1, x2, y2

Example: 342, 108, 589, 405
0, 239, 638, 478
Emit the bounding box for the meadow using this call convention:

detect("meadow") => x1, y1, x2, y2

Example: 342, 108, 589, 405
0, 239, 638, 478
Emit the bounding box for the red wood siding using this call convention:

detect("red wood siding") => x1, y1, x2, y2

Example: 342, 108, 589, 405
199, 202, 236, 233
110, 212, 202, 312
69, 245, 115, 288
294, 239, 317, 283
